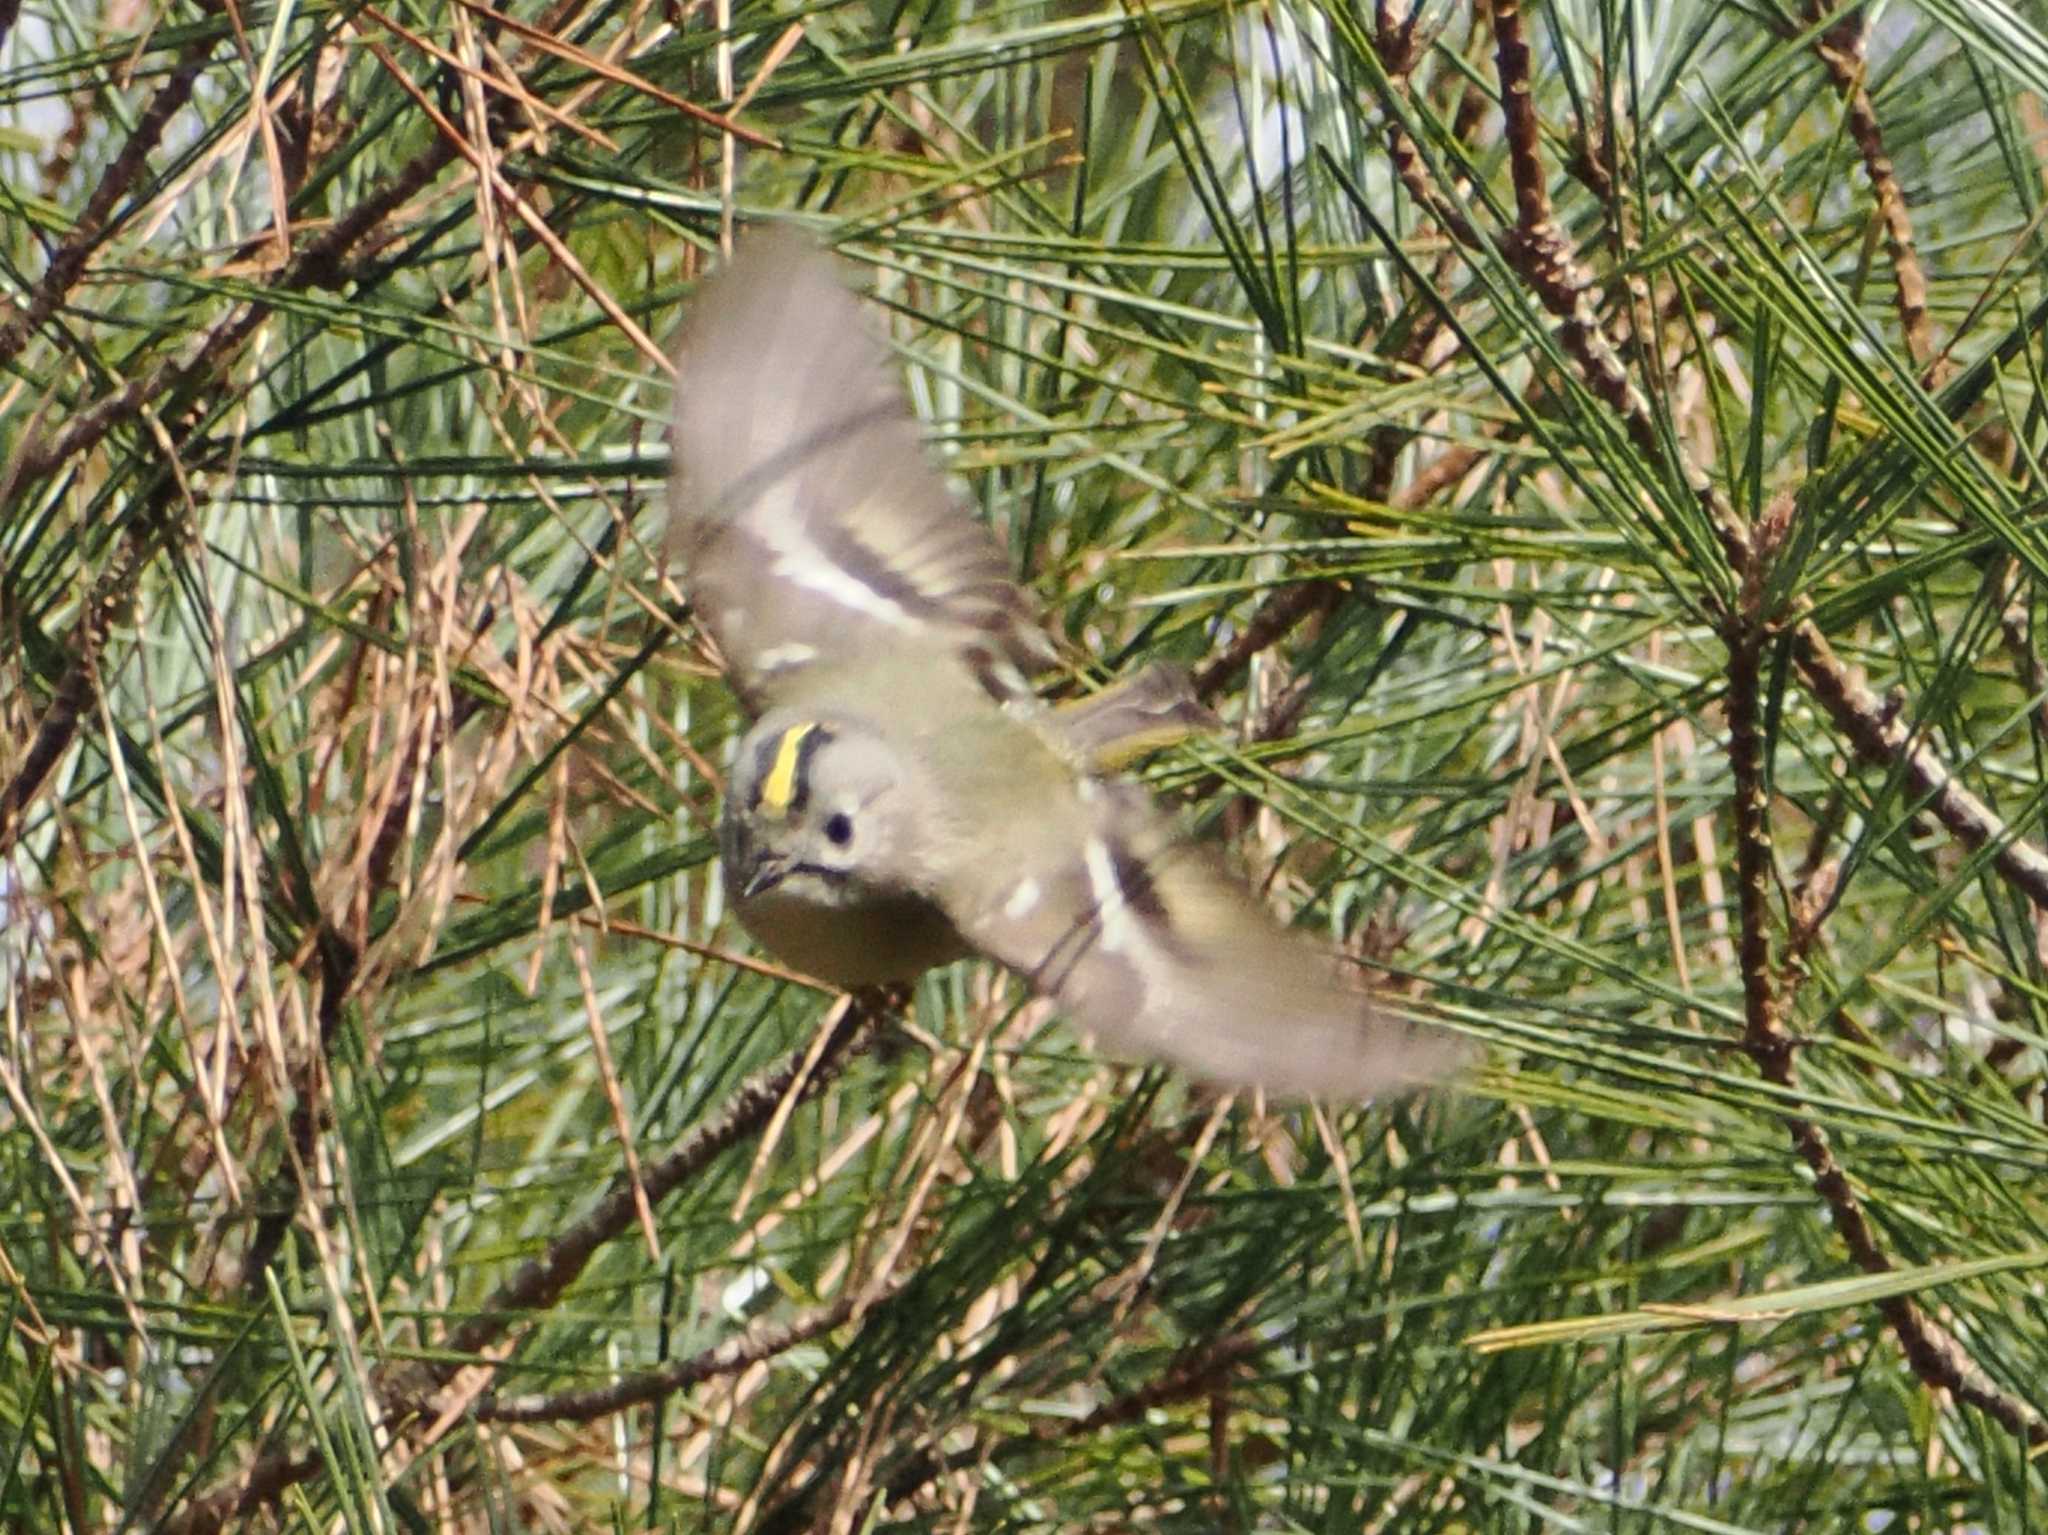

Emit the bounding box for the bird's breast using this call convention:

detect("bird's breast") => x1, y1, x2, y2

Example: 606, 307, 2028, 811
735, 883, 971, 986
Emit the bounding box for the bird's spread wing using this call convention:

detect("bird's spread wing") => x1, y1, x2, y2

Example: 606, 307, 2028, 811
667, 230, 1051, 710
947, 781, 1464, 1101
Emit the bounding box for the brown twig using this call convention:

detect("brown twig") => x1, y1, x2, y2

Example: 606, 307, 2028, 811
0, 494, 170, 856
1490, 0, 1691, 507
1194, 578, 1335, 701
236, 929, 360, 1288
1373, 1, 1487, 254
476, 1280, 899, 1423
7, 91, 486, 1305
384, 991, 882, 1405
11, 128, 462, 489
1472, 0, 2048, 925
1799, 2, 1939, 383
1198, 0, 1607, 733
1190, 6, 1503, 708
1486, 0, 2042, 1444
160, 995, 884, 1533
1722, 527, 2040, 1443
1789, 621, 2048, 911
762, 1329, 1272, 1532
1066, 1329, 1266, 1433
1191, 432, 1486, 704
0, 32, 217, 369
153, 1451, 323, 1535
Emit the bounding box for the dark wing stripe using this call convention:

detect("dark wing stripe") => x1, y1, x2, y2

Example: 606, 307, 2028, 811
1029, 906, 1146, 1027
1020, 831, 1200, 998
810, 517, 969, 626
817, 512, 1037, 635
1107, 840, 1170, 924
1032, 913, 1100, 995
1107, 837, 1203, 965
669, 234, 1059, 709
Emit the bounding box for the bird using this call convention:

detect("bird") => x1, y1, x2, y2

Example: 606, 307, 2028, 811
665, 229, 1462, 1101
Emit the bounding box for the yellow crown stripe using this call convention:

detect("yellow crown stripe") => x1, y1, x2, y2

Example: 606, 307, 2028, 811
757, 722, 821, 820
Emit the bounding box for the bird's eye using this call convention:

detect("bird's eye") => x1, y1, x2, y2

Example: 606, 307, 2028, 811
823, 812, 854, 847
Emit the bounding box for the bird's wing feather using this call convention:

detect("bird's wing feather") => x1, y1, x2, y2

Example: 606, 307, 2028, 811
1048, 661, 1219, 772
667, 231, 1051, 710
946, 780, 1464, 1101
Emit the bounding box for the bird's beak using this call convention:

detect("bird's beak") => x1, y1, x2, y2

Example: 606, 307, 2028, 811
740, 854, 792, 900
